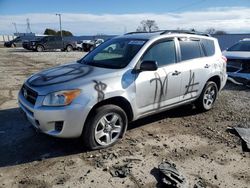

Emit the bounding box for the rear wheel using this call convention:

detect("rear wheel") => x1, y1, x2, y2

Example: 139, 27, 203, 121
195, 81, 218, 111
82, 105, 127, 150
66, 45, 73, 52
36, 45, 44, 52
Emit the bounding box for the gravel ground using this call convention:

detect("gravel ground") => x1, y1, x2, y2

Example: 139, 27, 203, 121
0, 48, 249, 188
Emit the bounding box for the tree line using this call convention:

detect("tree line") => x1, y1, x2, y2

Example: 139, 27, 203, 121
43, 21, 227, 36
136, 20, 227, 34
43, 28, 73, 36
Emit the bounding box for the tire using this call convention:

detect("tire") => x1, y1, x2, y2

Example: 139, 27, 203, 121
195, 81, 218, 111
66, 45, 73, 52
82, 105, 127, 150
36, 45, 44, 52
108, 47, 113, 53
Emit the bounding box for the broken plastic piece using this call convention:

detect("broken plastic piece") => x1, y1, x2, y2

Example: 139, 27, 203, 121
233, 127, 250, 151
158, 161, 188, 188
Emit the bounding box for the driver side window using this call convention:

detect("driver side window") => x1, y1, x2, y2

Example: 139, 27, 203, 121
142, 40, 176, 67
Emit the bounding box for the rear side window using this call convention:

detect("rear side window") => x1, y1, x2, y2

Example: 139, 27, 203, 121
201, 39, 215, 56
142, 40, 176, 67
179, 40, 202, 61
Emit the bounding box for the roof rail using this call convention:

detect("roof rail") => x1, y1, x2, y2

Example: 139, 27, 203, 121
124, 30, 210, 37
160, 30, 210, 37
124, 30, 162, 35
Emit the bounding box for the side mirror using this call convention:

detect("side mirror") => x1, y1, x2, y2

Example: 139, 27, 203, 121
139, 60, 158, 71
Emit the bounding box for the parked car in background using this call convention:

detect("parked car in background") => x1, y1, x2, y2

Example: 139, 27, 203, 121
223, 38, 250, 87
4, 36, 42, 48
76, 40, 91, 51
82, 38, 104, 52
23, 36, 77, 52
18, 30, 227, 149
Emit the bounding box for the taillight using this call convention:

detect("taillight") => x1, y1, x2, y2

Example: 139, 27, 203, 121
221, 55, 227, 63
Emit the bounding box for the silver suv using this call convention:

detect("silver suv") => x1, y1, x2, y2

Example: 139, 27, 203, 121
18, 30, 227, 149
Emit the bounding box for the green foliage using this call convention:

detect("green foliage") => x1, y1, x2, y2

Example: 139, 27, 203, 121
57, 30, 73, 36
44, 28, 57, 35
43, 28, 73, 36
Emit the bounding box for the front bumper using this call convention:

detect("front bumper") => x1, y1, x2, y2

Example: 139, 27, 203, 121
18, 91, 88, 138
228, 72, 250, 86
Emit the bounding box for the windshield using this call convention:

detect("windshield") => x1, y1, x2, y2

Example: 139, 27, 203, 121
228, 41, 250, 52
81, 38, 147, 69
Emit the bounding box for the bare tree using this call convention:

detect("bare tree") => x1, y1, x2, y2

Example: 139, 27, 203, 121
205, 28, 227, 35
136, 20, 159, 32
205, 28, 216, 34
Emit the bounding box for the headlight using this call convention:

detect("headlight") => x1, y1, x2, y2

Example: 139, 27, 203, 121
43, 89, 81, 106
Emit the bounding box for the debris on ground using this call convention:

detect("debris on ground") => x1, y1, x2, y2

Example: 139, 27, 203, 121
228, 127, 250, 151
193, 177, 207, 188
158, 161, 188, 188
109, 163, 132, 178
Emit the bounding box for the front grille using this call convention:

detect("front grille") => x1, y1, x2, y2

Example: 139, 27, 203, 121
21, 84, 38, 105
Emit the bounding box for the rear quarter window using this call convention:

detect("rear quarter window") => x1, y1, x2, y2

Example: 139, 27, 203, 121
201, 39, 215, 56
179, 40, 202, 61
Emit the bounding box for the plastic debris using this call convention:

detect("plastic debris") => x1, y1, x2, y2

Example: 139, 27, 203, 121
233, 127, 250, 151
158, 161, 188, 188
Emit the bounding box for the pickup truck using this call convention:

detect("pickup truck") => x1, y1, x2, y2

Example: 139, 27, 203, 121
23, 36, 77, 52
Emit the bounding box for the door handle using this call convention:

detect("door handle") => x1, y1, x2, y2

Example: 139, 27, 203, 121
204, 64, 210, 68
172, 70, 181, 76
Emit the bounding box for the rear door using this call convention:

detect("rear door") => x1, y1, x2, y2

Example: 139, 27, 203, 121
54, 36, 63, 49
177, 38, 211, 101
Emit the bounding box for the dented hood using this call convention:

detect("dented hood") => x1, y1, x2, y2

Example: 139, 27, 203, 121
25, 62, 121, 95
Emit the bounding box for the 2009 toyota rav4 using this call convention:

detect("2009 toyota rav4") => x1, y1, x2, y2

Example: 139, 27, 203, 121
18, 30, 227, 149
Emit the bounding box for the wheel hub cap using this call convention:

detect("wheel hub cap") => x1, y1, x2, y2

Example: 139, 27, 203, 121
94, 113, 123, 146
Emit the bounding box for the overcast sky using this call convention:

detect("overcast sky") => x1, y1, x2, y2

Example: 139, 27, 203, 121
0, 0, 250, 35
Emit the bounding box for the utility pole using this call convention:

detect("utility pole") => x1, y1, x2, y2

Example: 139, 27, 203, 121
56, 13, 63, 49
12, 22, 18, 34
26, 18, 32, 33
56, 13, 62, 38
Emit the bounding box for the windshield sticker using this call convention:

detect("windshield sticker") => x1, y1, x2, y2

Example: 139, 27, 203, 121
128, 41, 145, 45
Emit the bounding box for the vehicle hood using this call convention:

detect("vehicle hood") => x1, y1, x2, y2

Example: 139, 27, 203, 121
25, 62, 122, 95
223, 51, 250, 59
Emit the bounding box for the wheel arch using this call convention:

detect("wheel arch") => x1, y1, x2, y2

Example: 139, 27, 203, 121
207, 75, 221, 90
83, 96, 134, 137
36, 44, 44, 50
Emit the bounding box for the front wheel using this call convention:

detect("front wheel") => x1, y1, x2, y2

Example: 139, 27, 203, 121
36, 45, 44, 52
195, 81, 218, 111
82, 105, 127, 150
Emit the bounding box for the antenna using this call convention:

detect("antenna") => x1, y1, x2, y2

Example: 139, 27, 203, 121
26, 18, 32, 33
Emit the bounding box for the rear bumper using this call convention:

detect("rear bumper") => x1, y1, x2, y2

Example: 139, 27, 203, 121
18, 91, 88, 138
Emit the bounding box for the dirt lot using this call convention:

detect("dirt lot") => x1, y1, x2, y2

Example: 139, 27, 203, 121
0, 48, 249, 188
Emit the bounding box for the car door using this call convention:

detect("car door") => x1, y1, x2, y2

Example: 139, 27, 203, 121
54, 36, 63, 49
41, 37, 50, 49
135, 38, 182, 115
177, 38, 211, 101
